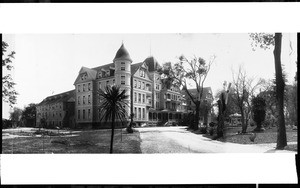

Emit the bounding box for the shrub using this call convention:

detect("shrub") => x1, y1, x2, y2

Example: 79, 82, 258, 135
251, 96, 266, 132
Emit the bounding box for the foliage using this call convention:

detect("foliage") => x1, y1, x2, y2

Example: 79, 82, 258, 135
2, 41, 18, 107
2, 119, 13, 129
250, 32, 287, 149
98, 85, 129, 153
158, 55, 215, 130
249, 33, 274, 50
9, 107, 23, 127
21, 103, 37, 127
251, 96, 266, 130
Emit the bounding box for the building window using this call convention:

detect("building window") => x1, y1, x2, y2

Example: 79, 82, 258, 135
106, 70, 110, 76
121, 76, 125, 85
98, 72, 102, 78
142, 82, 145, 90
142, 94, 145, 103
78, 85, 81, 92
113, 79, 115, 85
138, 108, 141, 119
60, 113, 62, 118
156, 101, 159, 109
134, 92, 137, 103
134, 107, 137, 118
83, 110, 85, 119
88, 83, 91, 91
88, 95, 91, 104
121, 62, 125, 64
83, 84, 85, 92
78, 96, 80, 105
88, 109, 91, 119
134, 80, 137, 88
106, 80, 109, 85
99, 82, 101, 89
156, 84, 159, 90
138, 93, 141, 103
140, 69, 145, 78
138, 81, 141, 89
142, 108, 145, 119
156, 93, 160, 100
121, 66, 125, 71
83, 96, 86, 104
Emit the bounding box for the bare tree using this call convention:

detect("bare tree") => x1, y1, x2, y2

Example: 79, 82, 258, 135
231, 65, 264, 133
159, 55, 215, 130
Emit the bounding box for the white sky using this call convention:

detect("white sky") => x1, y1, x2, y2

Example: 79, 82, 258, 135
2, 33, 297, 119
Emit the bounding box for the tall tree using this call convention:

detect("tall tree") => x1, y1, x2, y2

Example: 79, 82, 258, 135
21, 103, 37, 127
2, 41, 18, 107
159, 55, 215, 130
250, 33, 287, 149
231, 65, 264, 133
98, 85, 129, 153
10, 107, 23, 127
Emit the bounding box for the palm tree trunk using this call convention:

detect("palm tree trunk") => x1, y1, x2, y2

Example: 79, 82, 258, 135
110, 111, 116, 154
274, 33, 287, 149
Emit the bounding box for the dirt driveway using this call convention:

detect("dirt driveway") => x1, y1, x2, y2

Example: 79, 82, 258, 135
136, 126, 296, 153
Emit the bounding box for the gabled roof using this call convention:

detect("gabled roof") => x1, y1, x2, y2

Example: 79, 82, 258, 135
38, 89, 75, 106
182, 87, 213, 100
143, 56, 162, 72
92, 63, 114, 72
131, 62, 143, 74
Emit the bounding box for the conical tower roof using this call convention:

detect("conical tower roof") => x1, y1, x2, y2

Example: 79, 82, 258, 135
113, 43, 132, 62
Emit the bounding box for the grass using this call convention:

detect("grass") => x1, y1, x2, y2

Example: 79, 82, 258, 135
2, 128, 142, 154
190, 125, 297, 151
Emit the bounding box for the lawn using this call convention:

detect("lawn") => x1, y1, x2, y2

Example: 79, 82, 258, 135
191, 125, 297, 151
218, 125, 297, 151
2, 128, 142, 154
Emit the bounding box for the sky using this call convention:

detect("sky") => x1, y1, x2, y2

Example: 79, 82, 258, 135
2, 33, 297, 119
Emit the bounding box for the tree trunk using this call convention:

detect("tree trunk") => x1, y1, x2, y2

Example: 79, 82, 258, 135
216, 99, 224, 138
127, 75, 134, 133
241, 107, 247, 133
110, 111, 116, 153
274, 33, 287, 149
194, 101, 200, 130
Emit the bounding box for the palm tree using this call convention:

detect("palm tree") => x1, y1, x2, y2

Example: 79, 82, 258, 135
98, 85, 129, 153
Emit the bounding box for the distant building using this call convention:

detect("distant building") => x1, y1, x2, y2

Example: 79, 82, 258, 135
182, 87, 214, 125
36, 90, 75, 128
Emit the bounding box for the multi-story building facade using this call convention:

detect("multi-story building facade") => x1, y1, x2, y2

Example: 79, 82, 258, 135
182, 87, 214, 125
36, 43, 213, 128
36, 90, 75, 128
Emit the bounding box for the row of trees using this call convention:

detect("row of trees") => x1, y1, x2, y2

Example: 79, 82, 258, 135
3, 103, 37, 129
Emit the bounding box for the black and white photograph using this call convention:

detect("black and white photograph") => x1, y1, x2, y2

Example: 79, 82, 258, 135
1, 2, 299, 185
2, 33, 298, 154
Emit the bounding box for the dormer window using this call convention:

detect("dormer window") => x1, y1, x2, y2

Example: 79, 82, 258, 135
106, 70, 110, 76
81, 73, 87, 80
140, 69, 145, 78
98, 72, 102, 78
